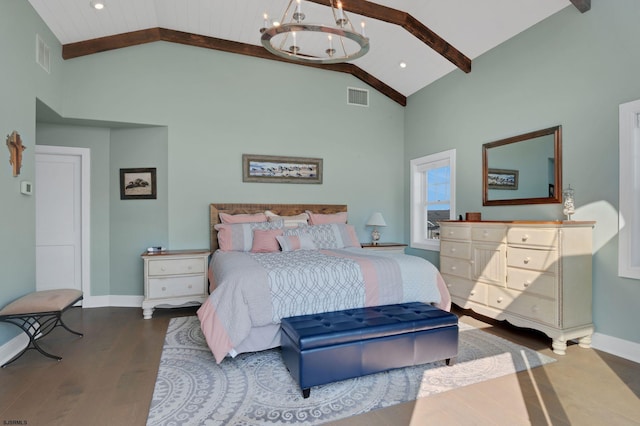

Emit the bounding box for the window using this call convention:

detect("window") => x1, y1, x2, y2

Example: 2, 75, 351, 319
619, 99, 640, 279
410, 149, 456, 251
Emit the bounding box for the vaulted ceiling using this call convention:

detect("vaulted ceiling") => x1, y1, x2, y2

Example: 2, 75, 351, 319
28, 0, 590, 106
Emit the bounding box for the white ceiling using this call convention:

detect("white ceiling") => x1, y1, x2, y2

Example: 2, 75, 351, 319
28, 0, 573, 99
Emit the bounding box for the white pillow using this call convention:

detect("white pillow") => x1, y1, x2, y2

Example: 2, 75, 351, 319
265, 210, 309, 228
276, 234, 317, 251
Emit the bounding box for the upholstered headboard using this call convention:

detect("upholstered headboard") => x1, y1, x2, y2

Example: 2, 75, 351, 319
209, 203, 348, 251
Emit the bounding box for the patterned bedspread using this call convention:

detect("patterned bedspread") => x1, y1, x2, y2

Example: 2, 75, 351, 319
197, 248, 450, 363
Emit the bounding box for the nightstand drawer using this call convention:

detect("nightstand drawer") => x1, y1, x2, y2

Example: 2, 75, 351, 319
148, 275, 205, 299
440, 240, 471, 260
148, 258, 205, 276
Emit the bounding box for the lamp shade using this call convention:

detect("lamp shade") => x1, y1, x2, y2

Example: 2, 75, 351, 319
366, 212, 387, 227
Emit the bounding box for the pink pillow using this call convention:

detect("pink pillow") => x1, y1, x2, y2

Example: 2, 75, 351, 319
219, 212, 267, 224
251, 229, 284, 253
307, 211, 348, 225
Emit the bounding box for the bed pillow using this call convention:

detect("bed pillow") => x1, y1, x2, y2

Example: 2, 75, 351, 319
276, 234, 317, 252
265, 210, 309, 228
215, 220, 284, 251
284, 223, 360, 249
219, 212, 268, 224
306, 211, 348, 225
251, 229, 284, 253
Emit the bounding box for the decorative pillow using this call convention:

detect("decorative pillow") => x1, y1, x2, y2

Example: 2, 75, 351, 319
219, 212, 268, 224
284, 223, 360, 249
265, 210, 309, 228
306, 211, 348, 225
276, 234, 317, 252
215, 220, 284, 251
251, 229, 284, 253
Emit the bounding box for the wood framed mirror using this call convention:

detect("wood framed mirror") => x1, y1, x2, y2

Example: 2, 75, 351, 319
482, 125, 562, 206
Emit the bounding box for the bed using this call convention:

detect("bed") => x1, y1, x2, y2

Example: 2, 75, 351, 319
197, 203, 451, 363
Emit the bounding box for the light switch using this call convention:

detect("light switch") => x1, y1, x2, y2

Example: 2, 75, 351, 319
20, 181, 33, 195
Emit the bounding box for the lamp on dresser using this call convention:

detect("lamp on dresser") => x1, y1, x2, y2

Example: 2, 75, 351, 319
366, 212, 387, 245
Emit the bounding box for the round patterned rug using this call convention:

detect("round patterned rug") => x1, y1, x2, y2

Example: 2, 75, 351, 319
147, 316, 555, 425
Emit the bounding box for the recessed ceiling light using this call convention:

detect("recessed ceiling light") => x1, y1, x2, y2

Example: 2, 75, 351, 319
90, 1, 105, 10
399, 62, 407, 69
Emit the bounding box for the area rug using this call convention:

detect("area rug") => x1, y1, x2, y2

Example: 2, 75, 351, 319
147, 316, 555, 425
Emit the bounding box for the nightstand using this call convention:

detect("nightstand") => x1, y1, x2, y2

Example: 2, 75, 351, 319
360, 242, 407, 254
141, 249, 211, 319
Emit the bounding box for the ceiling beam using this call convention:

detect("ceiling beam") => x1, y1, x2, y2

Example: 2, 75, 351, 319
62, 28, 407, 106
570, 0, 591, 13
306, 0, 471, 73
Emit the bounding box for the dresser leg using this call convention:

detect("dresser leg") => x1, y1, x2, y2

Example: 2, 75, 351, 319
552, 338, 567, 355
143, 307, 154, 319
577, 334, 592, 349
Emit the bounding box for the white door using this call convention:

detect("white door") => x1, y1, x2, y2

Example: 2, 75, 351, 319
35, 146, 90, 296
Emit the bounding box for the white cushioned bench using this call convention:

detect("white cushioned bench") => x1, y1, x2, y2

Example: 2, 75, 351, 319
0, 289, 83, 367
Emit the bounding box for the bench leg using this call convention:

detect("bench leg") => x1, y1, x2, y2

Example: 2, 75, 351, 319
302, 388, 310, 399
445, 357, 456, 366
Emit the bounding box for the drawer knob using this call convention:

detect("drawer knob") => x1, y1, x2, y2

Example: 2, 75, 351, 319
188, 266, 192, 270
522, 234, 529, 242
523, 280, 531, 287
470, 290, 476, 296
497, 297, 503, 303
448, 230, 454, 236
188, 285, 192, 289
450, 248, 456, 253
523, 257, 531, 264
451, 266, 457, 271
483, 231, 489, 237
162, 286, 167, 291
532, 305, 539, 313
161, 266, 167, 271
470, 260, 475, 265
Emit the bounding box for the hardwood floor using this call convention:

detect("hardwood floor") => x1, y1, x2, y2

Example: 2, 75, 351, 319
0, 305, 638, 425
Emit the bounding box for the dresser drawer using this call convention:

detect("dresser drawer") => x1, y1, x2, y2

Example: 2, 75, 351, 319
148, 258, 205, 276
488, 286, 557, 326
148, 275, 205, 299
471, 226, 506, 243
440, 225, 471, 241
507, 227, 558, 248
440, 256, 472, 279
507, 247, 558, 273
440, 240, 471, 260
507, 268, 557, 298
443, 275, 487, 305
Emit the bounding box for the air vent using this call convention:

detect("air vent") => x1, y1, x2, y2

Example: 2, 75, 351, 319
347, 87, 369, 107
36, 34, 50, 73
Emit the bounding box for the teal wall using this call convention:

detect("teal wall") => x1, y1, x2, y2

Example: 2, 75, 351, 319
405, 1, 640, 344
0, 3, 64, 343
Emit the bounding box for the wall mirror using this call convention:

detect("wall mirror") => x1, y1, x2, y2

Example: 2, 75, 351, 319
482, 125, 562, 206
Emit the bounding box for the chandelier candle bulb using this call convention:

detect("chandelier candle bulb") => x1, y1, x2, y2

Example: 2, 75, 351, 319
361, 21, 366, 37
337, 1, 345, 26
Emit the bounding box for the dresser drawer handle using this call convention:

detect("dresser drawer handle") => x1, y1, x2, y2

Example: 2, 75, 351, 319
532, 305, 539, 313
448, 230, 454, 236
450, 248, 456, 253
523, 281, 531, 287
496, 297, 503, 304
161, 266, 167, 271
188, 285, 192, 289
483, 231, 489, 237
162, 286, 166, 291
522, 234, 529, 242
450, 266, 457, 271
470, 290, 476, 296
523, 257, 531, 264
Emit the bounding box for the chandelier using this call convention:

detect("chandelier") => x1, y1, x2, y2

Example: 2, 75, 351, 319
260, 0, 369, 64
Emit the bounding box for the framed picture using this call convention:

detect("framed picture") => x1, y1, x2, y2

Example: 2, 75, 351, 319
242, 154, 323, 184
120, 167, 157, 199
487, 168, 519, 190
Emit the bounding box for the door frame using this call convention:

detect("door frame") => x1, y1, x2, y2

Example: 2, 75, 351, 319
35, 145, 91, 302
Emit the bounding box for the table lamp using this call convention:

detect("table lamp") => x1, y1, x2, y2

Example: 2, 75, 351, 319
366, 212, 387, 245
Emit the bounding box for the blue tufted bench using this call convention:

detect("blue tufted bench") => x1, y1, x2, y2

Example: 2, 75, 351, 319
280, 302, 459, 398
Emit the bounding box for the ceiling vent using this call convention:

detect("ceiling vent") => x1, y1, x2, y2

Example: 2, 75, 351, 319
347, 87, 369, 107
36, 34, 50, 73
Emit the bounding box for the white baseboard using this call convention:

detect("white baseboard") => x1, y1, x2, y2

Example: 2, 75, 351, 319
592, 332, 640, 364
0, 333, 29, 367
82, 295, 144, 308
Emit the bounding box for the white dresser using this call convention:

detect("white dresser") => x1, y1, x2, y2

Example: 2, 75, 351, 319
141, 249, 211, 319
439, 220, 595, 354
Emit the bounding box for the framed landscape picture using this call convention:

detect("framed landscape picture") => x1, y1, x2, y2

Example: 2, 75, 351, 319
487, 168, 519, 190
120, 167, 157, 199
242, 154, 323, 184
